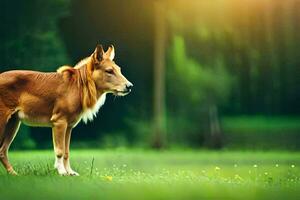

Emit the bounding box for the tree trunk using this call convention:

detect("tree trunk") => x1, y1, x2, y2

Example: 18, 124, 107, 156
152, 0, 167, 149
208, 104, 222, 149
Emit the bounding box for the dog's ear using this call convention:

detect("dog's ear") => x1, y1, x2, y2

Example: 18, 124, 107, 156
92, 44, 104, 63
104, 45, 115, 60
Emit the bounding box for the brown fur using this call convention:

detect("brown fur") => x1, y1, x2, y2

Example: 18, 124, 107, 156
0, 45, 132, 175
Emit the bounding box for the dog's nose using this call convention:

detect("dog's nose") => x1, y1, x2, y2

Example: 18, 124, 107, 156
126, 82, 133, 91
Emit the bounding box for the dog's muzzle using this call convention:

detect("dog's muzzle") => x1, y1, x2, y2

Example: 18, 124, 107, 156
124, 82, 133, 93
115, 82, 133, 96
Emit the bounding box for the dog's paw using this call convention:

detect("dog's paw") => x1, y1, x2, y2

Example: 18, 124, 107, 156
8, 169, 18, 176
58, 171, 68, 176
68, 170, 80, 176
57, 167, 68, 176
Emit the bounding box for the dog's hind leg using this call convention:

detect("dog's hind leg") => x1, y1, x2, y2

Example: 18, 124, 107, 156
0, 112, 21, 175
0, 114, 7, 145
0, 108, 10, 170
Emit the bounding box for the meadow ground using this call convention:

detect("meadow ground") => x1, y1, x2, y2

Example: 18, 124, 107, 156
0, 149, 299, 200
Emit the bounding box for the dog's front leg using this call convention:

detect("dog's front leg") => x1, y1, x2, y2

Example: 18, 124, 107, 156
64, 127, 79, 176
52, 120, 68, 176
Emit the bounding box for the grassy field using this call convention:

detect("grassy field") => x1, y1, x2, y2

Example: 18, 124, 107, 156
0, 150, 299, 200
222, 116, 300, 149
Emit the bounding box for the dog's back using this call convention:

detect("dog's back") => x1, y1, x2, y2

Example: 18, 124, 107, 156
0, 70, 64, 111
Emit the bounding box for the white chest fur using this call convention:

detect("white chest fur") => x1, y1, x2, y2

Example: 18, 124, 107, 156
81, 93, 107, 123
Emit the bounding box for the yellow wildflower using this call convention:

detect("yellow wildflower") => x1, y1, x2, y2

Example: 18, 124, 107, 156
105, 175, 113, 181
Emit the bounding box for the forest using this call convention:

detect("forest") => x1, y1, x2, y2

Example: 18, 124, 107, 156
0, 0, 299, 150
1, 1, 300, 200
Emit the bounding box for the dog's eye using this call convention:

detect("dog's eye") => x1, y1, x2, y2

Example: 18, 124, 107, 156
105, 69, 114, 75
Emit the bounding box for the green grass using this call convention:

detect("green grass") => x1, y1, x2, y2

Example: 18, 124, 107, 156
222, 116, 300, 132
222, 116, 300, 149
0, 149, 300, 200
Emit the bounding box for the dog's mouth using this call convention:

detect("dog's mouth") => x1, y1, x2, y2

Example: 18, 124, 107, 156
113, 89, 131, 96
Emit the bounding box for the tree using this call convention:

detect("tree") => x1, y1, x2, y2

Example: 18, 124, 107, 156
152, 1, 167, 148
168, 35, 232, 148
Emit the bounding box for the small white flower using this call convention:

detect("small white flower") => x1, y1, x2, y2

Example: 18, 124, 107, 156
234, 174, 243, 181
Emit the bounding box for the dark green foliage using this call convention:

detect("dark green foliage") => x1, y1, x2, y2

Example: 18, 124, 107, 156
0, 0, 299, 149
0, 0, 70, 71
166, 35, 232, 147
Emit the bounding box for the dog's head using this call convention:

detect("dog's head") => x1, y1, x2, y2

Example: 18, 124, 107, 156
89, 45, 133, 96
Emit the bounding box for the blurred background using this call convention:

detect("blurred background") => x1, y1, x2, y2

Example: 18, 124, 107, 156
0, 0, 299, 150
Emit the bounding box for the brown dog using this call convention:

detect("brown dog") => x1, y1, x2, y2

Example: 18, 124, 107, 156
0, 45, 133, 175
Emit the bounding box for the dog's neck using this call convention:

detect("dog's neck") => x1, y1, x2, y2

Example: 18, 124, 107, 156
81, 92, 107, 124
70, 58, 108, 123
